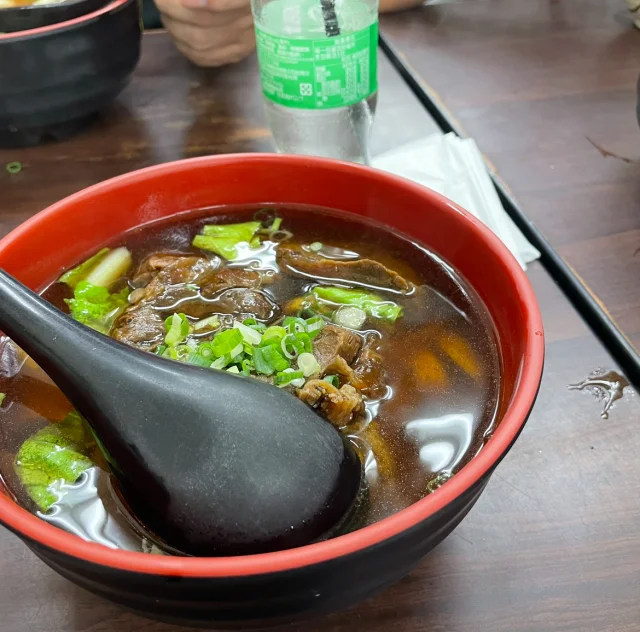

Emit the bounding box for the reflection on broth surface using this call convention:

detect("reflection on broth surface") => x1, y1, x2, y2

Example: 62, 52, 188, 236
0, 205, 501, 555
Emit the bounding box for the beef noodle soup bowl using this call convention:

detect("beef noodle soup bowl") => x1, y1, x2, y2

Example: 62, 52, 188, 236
0, 154, 543, 625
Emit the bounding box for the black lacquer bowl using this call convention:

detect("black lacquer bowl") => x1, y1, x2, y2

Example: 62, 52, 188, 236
0, 0, 140, 148
0, 155, 545, 628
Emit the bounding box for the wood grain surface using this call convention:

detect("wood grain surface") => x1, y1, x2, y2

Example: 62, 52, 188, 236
381, 0, 640, 350
1, 31, 639, 632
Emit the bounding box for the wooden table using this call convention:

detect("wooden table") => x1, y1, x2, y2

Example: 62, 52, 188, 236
1, 32, 640, 632
381, 0, 640, 351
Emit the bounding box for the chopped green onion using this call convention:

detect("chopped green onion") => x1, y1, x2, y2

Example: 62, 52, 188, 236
233, 320, 263, 346
274, 369, 305, 387
297, 353, 320, 377
164, 313, 191, 347
242, 342, 254, 356
269, 217, 283, 233
333, 306, 367, 330
227, 366, 241, 374
283, 316, 307, 335
6, 161, 22, 174
156, 344, 168, 356
241, 358, 255, 375
211, 356, 228, 370
0, 393, 5, 406
197, 342, 215, 359
252, 347, 275, 375
299, 332, 312, 353
281, 334, 302, 359
186, 283, 199, 291
211, 328, 243, 358
261, 326, 287, 345
193, 315, 220, 332
186, 352, 212, 367
305, 316, 325, 338
322, 375, 339, 387
309, 242, 323, 252
262, 345, 290, 371
243, 318, 266, 332
174, 346, 192, 362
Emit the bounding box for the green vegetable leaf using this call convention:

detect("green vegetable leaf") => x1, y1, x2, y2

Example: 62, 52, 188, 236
14, 411, 96, 511
312, 286, 403, 323
65, 281, 130, 335
59, 248, 110, 289
0, 393, 5, 406
192, 221, 261, 259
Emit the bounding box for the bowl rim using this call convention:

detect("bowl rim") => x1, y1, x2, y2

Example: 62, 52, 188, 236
0, 0, 127, 41
0, 154, 544, 578
0, 0, 104, 13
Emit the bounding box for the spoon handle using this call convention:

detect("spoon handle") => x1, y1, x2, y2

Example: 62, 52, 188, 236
0, 269, 130, 411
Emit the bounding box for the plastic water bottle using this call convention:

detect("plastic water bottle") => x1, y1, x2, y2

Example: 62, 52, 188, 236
251, 0, 379, 164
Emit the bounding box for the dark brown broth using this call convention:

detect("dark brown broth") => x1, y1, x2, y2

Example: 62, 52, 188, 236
0, 205, 501, 544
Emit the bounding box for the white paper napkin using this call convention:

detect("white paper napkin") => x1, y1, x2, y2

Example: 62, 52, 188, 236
374, 133, 540, 270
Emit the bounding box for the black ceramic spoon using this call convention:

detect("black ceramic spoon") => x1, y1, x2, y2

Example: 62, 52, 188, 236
0, 269, 362, 556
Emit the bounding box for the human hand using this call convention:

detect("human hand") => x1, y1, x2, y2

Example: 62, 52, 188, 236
156, 0, 256, 68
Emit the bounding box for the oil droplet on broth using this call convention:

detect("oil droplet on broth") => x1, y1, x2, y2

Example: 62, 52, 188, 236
568, 369, 630, 419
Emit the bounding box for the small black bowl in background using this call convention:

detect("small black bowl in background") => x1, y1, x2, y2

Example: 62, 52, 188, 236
0, 0, 141, 148
0, 0, 109, 34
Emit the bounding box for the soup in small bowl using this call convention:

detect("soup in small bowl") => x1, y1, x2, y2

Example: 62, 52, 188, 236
0, 154, 544, 626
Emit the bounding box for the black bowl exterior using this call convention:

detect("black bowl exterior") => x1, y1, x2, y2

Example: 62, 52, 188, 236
10, 474, 489, 628
0, 0, 109, 34
0, 0, 141, 148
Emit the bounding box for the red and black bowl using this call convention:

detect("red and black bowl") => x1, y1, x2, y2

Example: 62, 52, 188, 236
0, 0, 140, 148
0, 155, 544, 627
0, 0, 109, 33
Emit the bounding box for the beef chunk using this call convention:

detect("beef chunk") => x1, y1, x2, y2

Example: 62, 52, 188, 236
276, 245, 413, 293
353, 338, 386, 399
322, 337, 386, 399
312, 324, 362, 372
112, 254, 274, 349
111, 304, 165, 350
209, 288, 278, 321
296, 380, 365, 427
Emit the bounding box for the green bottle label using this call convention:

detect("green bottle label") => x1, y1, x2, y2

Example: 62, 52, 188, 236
255, 21, 379, 110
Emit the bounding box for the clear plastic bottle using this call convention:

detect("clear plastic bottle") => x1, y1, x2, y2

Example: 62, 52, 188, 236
251, 0, 379, 164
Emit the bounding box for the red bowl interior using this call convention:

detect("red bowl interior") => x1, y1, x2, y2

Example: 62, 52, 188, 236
0, 154, 544, 577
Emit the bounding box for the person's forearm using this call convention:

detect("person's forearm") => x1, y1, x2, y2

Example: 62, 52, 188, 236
379, 0, 424, 13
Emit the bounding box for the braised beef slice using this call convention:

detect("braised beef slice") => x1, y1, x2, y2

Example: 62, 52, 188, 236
321, 337, 386, 399
353, 338, 386, 399
296, 380, 364, 427
276, 245, 413, 292
112, 254, 275, 349
111, 305, 165, 350
312, 324, 362, 372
